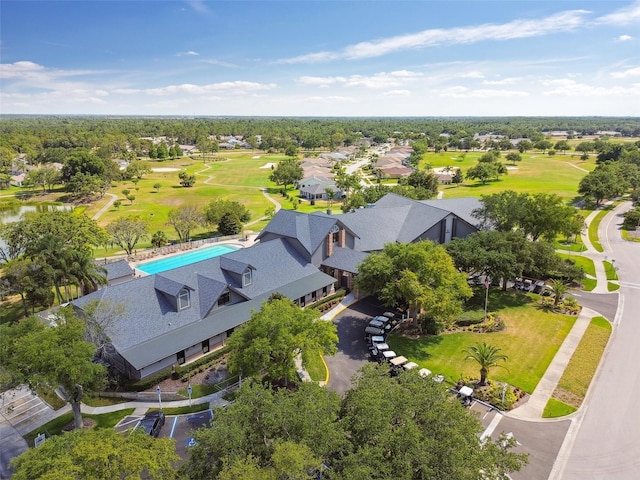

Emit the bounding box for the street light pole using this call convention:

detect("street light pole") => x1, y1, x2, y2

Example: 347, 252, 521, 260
484, 277, 490, 322
187, 384, 192, 407
156, 386, 162, 411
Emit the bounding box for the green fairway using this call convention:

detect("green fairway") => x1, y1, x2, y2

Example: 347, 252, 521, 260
85, 154, 287, 249
421, 151, 593, 202
387, 291, 576, 393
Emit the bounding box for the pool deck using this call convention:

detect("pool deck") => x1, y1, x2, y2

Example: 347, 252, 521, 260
125, 234, 260, 277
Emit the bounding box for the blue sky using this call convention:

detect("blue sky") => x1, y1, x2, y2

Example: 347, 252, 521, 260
1, 1, 639, 116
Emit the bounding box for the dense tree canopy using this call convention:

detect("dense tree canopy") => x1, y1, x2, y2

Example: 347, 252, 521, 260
269, 158, 303, 191
0, 309, 106, 429
227, 297, 338, 384
473, 191, 583, 241
183, 365, 527, 480
11, 428, 178, 480
355, 242, 472, 333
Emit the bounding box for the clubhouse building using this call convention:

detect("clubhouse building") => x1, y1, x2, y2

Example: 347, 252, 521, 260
73, 193, 482, 380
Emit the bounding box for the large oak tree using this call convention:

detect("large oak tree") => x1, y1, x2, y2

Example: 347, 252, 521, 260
0, 308, 106, 430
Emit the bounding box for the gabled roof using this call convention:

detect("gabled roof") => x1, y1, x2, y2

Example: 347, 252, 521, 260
154, 275, 192, 296
336, 194, 452, 251
419, 197, 483, 228
256, 210, 338, 256
220, 256, 253, 275
101, 259, 134, 282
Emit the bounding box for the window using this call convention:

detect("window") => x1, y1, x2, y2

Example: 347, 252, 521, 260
178, 289, 190, 310
177, 350, 185, 365
243, 269, 252, 287
218, 291, 231, 306
202, 339, 210, 353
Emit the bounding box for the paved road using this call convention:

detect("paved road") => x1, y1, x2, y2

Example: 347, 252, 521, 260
323, 297, 387, 396
556, 202, 640, 478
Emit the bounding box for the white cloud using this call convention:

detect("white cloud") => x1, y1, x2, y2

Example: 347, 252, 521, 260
186, 0, 209, 14
596, 0, 640, 25
541, 78, 639, 96
383, 90, 411, 97
303, 95, 356, 104
439, 86, 529, 98
482, 77, 522, 85
141, 81, 277, 96
177, 51, 199, 56
278, 9, 591, 63
610, 66, 640, 78
297, 70, 423, 89
275, 51, 339, 65
459, 71, 485, 79
201, 59, 238, 68
617, 34, 633, 42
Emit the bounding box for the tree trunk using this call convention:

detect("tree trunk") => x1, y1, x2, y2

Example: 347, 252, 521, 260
71, 399, 83, 430
479, 367, 488, 386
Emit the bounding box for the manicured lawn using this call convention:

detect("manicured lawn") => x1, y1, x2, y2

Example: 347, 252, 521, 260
543, 398, 577, 418
302, 350, 328, 382
557, 252, 596, 277
551, 316, 611, 410
387, 291, 576, 393
554, 239, 586, 253
422, 151, 593, 202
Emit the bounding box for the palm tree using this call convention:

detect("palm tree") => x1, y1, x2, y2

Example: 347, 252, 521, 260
551, 279, 568, 306
464, 342, 508, 386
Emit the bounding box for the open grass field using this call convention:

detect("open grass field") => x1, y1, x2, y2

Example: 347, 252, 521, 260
421, 150, 595, 202
387, 290, 576, 393
549, 316, 611, 412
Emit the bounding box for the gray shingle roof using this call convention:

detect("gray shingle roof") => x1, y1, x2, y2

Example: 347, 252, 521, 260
321, 247, 370, 273
114, 270, 336, 370
256, 209, 338, 256
419, 197, 483, 227
101, 259, 134, 281
73, 238, 332, 366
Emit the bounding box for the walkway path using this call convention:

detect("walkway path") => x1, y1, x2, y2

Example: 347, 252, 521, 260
91, 192, 117, 221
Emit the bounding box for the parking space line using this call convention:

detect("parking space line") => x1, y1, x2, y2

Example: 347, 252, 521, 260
480, 412, 503, 442
169, 416, 178, 438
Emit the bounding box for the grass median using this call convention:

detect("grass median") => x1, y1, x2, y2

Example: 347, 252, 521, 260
544, 316, 612, 417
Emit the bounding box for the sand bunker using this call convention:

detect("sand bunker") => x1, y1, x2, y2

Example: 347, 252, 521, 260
252, 155, 261, 159
152, 167, 180, 172
260, 163, 277, 169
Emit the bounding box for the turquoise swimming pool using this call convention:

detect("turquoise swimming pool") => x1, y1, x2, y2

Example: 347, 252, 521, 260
136, 244, 241, 274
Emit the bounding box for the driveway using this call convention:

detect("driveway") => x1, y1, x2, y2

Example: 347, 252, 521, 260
324, 297, 388, 396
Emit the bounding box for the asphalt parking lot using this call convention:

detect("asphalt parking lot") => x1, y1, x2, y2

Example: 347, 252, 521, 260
115, 409, 213, 461
324, 297, 392, 395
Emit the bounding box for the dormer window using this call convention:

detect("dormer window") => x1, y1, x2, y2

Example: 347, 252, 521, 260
178, 289, 190, 310
243, 269, 252, 287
